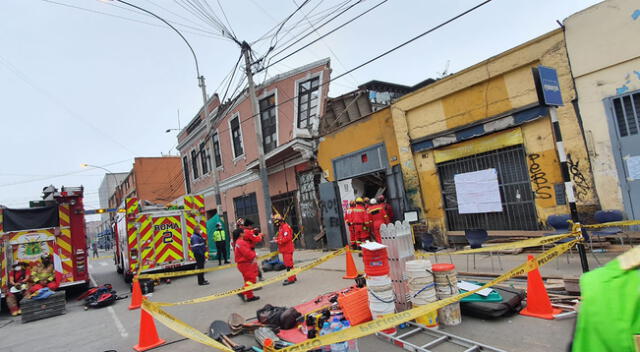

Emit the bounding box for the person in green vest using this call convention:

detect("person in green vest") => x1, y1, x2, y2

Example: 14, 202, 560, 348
571, 246, 639, 352
211, 223, 229, 265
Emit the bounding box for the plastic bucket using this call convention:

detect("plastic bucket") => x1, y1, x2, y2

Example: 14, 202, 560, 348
432, 263, 461, 326
362, 247, 390, 276
415, 307, 438, 329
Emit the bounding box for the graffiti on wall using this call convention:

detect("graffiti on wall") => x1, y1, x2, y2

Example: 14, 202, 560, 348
527, 153, 552, 199
298, 172, 318, 219
567, 153, 590, 202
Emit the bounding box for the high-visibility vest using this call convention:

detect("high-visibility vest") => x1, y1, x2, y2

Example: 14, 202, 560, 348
571, 256, 640, 352
212, 230, 226, 242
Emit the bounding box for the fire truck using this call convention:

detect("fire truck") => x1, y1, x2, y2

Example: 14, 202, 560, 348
113, 195, 207, 283
1, 186, 90, 298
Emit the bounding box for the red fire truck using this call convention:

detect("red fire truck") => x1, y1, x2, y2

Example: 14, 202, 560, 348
1, 186, 90, 299
113, 195, 207, 283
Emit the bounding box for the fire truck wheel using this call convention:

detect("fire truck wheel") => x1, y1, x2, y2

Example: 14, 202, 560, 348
124, 272, 133, 284
116, 265, 123, 274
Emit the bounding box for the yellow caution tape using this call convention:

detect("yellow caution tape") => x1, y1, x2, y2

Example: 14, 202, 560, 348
141, 299, 234, 352
581, 219, 640, 229
416, 232, 578, 258
137, 251, 279, 280
153, 247, 347, 306
142, 239, 580, 352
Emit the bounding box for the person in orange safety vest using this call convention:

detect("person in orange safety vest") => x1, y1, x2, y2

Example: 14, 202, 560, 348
234, 218, 262, 302
366, 198, 389, 243
377, 195, 394, 223
345, 200, 357, 249
351, 198, 370, 245
272, 214, 296, 285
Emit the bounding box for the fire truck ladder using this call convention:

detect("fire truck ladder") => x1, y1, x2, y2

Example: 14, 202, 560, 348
377, 322, 507, 352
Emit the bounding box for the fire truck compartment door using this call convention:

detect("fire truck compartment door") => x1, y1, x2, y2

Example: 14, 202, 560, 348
152, 215, 185, 264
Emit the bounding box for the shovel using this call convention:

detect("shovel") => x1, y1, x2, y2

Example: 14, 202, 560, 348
209, 320, 251, 351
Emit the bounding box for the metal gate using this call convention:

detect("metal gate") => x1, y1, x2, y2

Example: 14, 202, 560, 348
437, 144, 538, 231
607, 91, 640, 221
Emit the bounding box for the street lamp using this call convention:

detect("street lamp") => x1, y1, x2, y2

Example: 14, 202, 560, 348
102, 0, 224, 217
82, 163, 121, 235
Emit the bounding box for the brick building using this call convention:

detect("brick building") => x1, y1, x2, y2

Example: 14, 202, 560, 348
108, 156, 185, 208
176, 59, 331, 248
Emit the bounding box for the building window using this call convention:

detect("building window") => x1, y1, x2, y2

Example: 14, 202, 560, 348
191, 149, 199, 179
212, 132, 222, 167
260, 94, 277, 153
230, 115, 244, 158
183, 156, 191, 194
297, 76, 320, 130
233, 193, 258, 226
200, 142, 209, 174
612, 93, 640, 137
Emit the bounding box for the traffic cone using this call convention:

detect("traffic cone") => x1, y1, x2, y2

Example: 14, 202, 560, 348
343, 246, 359, 279
520, 255, 562, 320
129, 277, 142, 310
133, 300, 166, 352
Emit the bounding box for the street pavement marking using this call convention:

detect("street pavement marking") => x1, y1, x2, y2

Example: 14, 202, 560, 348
99, 262, 108, 266
90, 275, 129, 338
108, 306, 129, 338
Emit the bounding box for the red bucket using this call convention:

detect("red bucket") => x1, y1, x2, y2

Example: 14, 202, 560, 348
362, 247, 389, 276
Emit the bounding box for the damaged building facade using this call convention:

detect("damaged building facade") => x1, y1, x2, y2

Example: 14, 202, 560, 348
390, 29, 600, 241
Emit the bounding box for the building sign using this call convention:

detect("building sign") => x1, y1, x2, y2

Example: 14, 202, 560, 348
533, 65, 563, 106
454, 168, 503, 214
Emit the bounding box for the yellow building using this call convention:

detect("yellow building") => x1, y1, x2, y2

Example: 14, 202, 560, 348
391, 29, 599, 238
316, 81, 422, 247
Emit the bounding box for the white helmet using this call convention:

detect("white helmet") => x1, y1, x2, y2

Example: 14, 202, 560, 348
369, 198, 377, 205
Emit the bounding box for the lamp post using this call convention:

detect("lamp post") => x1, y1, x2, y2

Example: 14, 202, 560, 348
81, 163, 121, 238
102, 0, 225, 217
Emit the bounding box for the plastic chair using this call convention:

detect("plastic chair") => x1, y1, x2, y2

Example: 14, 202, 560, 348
590, 210, 629, 246
542, 214, 574, 269
420, 233, 453, 264
464, 229, 502, 272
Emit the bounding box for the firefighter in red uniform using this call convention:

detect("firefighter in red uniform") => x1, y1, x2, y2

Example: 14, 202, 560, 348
351, 197, 370, 245
345, 200, 357, 249
234, 219, 262, 302
272, 214, 296, 285
367, 198, 389, 243
377, 195, 394, 223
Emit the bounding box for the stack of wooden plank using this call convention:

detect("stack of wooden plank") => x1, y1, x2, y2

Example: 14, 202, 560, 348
21, 291, 66, 323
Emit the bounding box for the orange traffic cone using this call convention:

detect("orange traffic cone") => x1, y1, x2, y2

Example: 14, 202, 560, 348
133, 300, 166, 352
343, 246, 359, 279
520, 255, 562, 320
129, 277, 142, 310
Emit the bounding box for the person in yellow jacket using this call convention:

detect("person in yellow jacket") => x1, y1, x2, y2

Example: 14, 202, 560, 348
212, 223, 229, 265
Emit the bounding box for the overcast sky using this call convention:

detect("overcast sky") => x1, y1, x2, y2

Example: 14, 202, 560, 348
1, 0, 602, 220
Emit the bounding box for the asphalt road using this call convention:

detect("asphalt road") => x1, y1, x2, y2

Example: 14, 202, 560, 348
0, 249, 579, 352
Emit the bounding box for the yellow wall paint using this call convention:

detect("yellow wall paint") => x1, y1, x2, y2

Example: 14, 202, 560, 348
441, 75, 512, 130
390, 29, 600, 232
521, 118, 567, 223
317, 108, 399, 182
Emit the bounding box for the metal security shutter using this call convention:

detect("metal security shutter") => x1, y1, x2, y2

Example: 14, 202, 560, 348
437, 144, 538, 231
333, 144, 388, 181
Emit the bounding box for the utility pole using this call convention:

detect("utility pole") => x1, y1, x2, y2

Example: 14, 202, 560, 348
241, 41, 275, 244
198, 76, 225, 218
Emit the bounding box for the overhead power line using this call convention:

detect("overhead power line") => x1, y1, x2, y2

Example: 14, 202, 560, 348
260, 0, 385, 72
217, 0, 495, 134
40, 0, 227, 40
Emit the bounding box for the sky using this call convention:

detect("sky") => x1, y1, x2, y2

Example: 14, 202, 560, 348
0, 0, 602, 221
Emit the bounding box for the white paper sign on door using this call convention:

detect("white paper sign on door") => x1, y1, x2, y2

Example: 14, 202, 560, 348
625, 155, 640, 181
454, 168, 503, 214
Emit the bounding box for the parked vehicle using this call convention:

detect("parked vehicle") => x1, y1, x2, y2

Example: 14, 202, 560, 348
1, 186, 90, 299
112, 195, 207, 282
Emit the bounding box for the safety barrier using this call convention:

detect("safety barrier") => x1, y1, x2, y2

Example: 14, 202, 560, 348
141, 237, 582, 351
415, 232, 575, 258
153, 247, 347, 306
579, 219, 640, 229
137, 251, 280, 280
